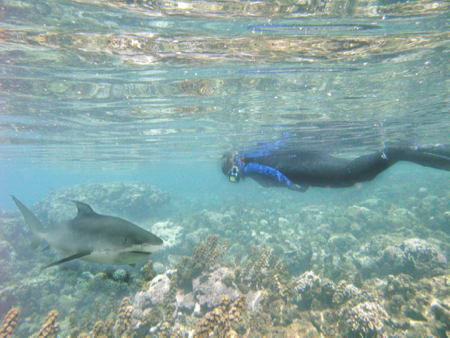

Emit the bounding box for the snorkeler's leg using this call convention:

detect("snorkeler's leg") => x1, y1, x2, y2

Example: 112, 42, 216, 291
343, 151, 393, 184
385, 145, 450, 171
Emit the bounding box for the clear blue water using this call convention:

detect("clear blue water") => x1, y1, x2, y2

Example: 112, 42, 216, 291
1, 0, 450, 336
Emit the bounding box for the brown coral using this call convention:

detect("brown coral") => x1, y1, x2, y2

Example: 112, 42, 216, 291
238, 245, 290, 299
0, 307, 20, 338
92, 320, 107, 338
194, 295, 246, 337
114, 297, 135, 337
141, 260, 156, 282
339, 301, 388, 337
176, 234, 227, 290
37, 310, 59, 338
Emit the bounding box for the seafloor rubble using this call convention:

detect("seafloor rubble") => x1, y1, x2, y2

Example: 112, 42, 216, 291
2, 181, 450, 337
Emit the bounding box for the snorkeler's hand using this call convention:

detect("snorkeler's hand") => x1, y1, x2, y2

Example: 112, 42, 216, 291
288, 184, 309, 193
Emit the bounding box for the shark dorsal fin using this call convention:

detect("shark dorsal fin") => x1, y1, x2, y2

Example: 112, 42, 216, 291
72, 201, 97, 218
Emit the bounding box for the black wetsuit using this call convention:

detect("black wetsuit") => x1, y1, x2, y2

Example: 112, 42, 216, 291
232, 145, 450, 191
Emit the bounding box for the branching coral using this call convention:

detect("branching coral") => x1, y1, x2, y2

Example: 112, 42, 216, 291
113, 297, 135, 337
237, 245, 290, 299
37, 310, 59, 338
0, 307, 20, 338
293, 271, 336, 309
176, 234, 227, 290
92, 320, 108, 338
136, 260, 157, 290
332, 281, 361, 306
339, 301, 388, 338
141, 260, 156, 282
385, 274, 416, 300
194, 295, 246, 338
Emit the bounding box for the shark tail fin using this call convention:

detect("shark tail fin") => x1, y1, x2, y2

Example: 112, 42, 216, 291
30, 234, 42, 251
11, 195, 44, 251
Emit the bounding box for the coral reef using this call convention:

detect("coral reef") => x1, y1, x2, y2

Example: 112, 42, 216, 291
175, 234, 227, 290
293, 271, 335, 310
0, 307, 20, 338
140, 260, 156, 284
35, 310, 59, 338
135, 273, 172, 309
339, 302, 389, 337
194, 295, 246, 337
32, 182, 171, 223
150, 221, 184, 249
4, 182, 450, 337
378, 238, 447, 277
113, 297, 135, 337
193, 267, 241, 309
236, 245, 291, 301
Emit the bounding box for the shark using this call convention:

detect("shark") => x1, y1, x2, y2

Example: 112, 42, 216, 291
11, 195, 163, 270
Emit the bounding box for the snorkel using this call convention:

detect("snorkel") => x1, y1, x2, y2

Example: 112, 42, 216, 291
222, 152, 245, 183
228, 155, 245, 183
228, 166, 240, 182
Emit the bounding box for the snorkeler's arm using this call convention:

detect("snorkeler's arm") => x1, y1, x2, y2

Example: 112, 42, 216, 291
243, 162, 308, 192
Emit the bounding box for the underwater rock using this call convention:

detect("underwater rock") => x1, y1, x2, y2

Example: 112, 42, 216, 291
152, 262, 165, 275
150, 221, 183, 249
199, 209, 233, 232
56, 295, 77, 317
0, 240, 18, 285
175, 291, 196, 312
299, 206, 326, 227
246, 290, 267, 312
284, 320, 321, 338
278, 217, 290, 228
193, 267, 241, 310
185, 228, 210, 247
293, 271, 336, 310
0, 275, 63, 324
378, 238, 448, 277
0, 240, 16, 261
112, 269, 128, 283
346, 204, 386, 232
432, 300, 450, 326
310, 309, 339, 336
339, 301, 388, 337
328, 234, 357, 255
417, 187, 429, 197
194, 302, 201, 317
135, 273, 171, 309
74, 272, 129, 299
332, 281, 361, 306
347, 205, 373, 219
32, 182, 171, 223
360, 198, 383, 209
385, 274, 415, 300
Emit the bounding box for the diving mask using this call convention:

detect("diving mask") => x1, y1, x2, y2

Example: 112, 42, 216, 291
228, 167, 240, 183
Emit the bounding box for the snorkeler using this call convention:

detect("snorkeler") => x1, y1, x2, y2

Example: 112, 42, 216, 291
222, 145, 450, 192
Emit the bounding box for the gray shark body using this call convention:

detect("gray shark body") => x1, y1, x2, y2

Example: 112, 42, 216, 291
12, 196, 163, 270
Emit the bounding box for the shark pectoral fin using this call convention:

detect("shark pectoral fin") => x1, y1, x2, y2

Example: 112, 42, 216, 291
40, 252, 91, 270
129, 264, 136, 268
